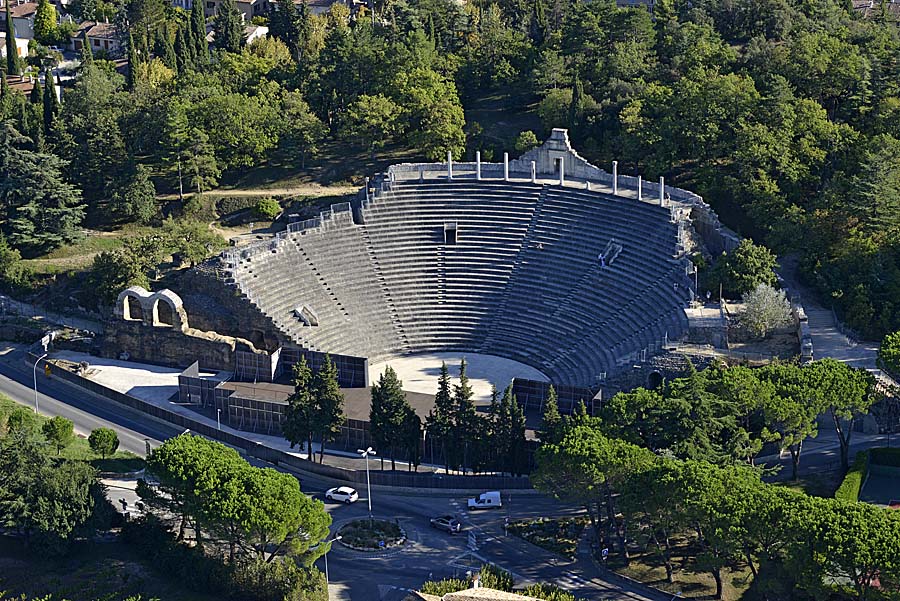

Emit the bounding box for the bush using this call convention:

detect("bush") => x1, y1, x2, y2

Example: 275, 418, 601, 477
870, 447, 900, 467
834, 450, 869, 502
479, 563, 514, 591
232, 557, 326, 601
421, 578, 470, 595
254, 197, 282, 221
88, 427, 120, 459
520, 583, 577, 601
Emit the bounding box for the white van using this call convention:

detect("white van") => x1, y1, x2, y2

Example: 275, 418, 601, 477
467, 491, 502, 510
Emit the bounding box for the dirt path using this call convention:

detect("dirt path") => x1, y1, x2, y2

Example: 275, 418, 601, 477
158, 183, 358, 201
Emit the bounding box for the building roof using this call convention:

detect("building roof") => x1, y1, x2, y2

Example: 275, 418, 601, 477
1, 0, 38, 18
405, 588, 546, 601
82, 21, 118, 39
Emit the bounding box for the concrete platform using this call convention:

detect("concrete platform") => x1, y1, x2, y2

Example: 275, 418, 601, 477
369, 352, 549, 402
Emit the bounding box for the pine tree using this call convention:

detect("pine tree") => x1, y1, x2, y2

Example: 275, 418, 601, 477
5, 0, 19, 77
0, 122, 85, 254
190, 0, 208, 67
213, 0, 244, 54
400, 407, 421, 471
79, 43, 94, 67
155, 25, 177, 70
282, 356, 317, 460
42, 70, 59, 132
568, 75, 584, 130
426, 362, 454, 471
369, 366, 409, 470
539, 385, 562, 444
313, 355, 344, 464
452, 359, 477, 473
269, 0, 301, 60
528, 0, 546, 46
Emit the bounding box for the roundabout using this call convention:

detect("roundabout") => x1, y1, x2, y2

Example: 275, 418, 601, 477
337, 518, 408, 552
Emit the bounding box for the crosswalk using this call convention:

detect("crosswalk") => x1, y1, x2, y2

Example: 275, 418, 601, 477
556, 570, 589, 591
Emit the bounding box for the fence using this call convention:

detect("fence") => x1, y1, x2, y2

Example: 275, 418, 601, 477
30, 349, 531, 490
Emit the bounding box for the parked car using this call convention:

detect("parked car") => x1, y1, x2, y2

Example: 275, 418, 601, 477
430, 515, 462, 534
325, 486, 359, 504
467, 491, 502, 510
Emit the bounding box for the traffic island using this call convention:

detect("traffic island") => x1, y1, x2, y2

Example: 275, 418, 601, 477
337, 518, 406, 551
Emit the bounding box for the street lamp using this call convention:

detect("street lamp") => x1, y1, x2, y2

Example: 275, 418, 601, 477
217, 408, 221, 430
323, 534, 342, 599
32, 352, 47, 414
357, 447, 376, 519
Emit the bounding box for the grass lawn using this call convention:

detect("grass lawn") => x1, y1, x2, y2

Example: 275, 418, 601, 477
22, 226, 155, 275
0, 394, 145, 474
0, 536, 218, 601
508, 516, 589, 559
614, 537, 753, 600
775, 470, 844, 498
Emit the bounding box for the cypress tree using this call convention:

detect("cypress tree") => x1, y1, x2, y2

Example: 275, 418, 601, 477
126, 31, 138, 90
190, 0, 208, 67
42, 70, 58, 131
369, 366, 409, 470
155, 25, 177, 70
568, 75, 584, 130
212, 0, 243, 53
426, 361, 454, 471
29, 78, 42, 105
539, 385, 562, 444
5, 0, 19, 77
80, 43, 94, 67
312, 355, 344, 464
174, 25, 189, 75
529, 0, 546, 46
452, 358, 477, 473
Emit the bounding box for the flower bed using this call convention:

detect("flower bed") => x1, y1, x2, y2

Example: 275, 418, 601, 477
337, 519, 406, 551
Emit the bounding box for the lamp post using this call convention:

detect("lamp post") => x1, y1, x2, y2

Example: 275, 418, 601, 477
357, 447, 376, 519
323, 534, 342, 599
217, 408, 221, 430
32, 352, 47, 414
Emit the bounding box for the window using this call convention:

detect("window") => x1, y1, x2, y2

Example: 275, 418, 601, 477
206, 1, 215, 7
93, 38, 100, 47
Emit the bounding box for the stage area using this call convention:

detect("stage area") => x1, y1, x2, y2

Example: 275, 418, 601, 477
369, 352, 549, 402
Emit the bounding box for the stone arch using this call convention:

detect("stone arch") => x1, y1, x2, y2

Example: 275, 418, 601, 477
647, 371, 663, 390
149, 289, 186, 330
116, 286, 153, 324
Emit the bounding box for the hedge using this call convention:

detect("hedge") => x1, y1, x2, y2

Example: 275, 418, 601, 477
834, 450, 869, 502
870, 447, 900, 467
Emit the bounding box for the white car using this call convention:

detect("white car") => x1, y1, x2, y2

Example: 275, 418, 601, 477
325, 486, 359, 504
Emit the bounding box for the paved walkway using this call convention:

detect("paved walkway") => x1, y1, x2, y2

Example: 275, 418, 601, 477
778, 256, 895, 386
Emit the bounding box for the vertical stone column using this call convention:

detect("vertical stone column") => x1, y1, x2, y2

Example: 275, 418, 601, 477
637, 175, 642, 201
585, 180, 591, 190
419, 165, 424, 183
659, 176, 665, 206
476, 151, 482, 181
531, 161, 537, 183
559, 158, 565, 186
503, 152, 509, 181
612, 161, 618, 195
447, 151, 453, 181
364, 177, 370, 201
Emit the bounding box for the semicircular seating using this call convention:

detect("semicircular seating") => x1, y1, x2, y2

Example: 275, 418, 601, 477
227, 179, 692, 388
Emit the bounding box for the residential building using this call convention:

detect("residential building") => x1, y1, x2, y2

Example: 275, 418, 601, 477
71, 20, 121, 55
0, 0, 38, 41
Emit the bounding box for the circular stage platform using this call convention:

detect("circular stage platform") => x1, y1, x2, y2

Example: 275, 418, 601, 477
368, 352, 549, 402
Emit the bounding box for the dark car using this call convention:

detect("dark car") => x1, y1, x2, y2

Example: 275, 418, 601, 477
430, 515, 462, 534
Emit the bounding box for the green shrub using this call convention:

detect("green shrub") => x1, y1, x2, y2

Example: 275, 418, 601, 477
215, 195, 278, 216
480, 563, 514, 591
519, 583, 577, 601
254, 197, 282, 221
870, 447, 900, 467
421, 578, 470, 595
834, 450, 869, 502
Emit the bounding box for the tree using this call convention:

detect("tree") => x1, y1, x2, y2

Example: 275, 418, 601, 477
808, 358, 876, 470
369, 366, 409, 470
42, 72, 59, 132
707, 239, 779, 298
88, 427, 119, 459
213, 0, 245, 54
879, 330, 900, 375
88, 249, 150, 307
312, 355, 344, 464
0, 123, 84, 255
514, 130, 539, 153
190, 0, 208, 66
740, 283, 792, 338
0, 233, 32, 291
341, 94, 401, 159
111, 164, 157, 224
42, 415, 74, 455
538, 385, 562, 444
161, 218, 225, 266
400, 406, 422, 471
5, 0, 19, 77
282, 357, 317, 460
846, 135, 900, 235
278, 91, 325, 168
33, 0, 59, 45
451, 359, 478, 473
426, 362, 453, 470
254, 197, 281, 221
269, 0, 305, 61
495, 385, 527, 475
759, 363, 820, 479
